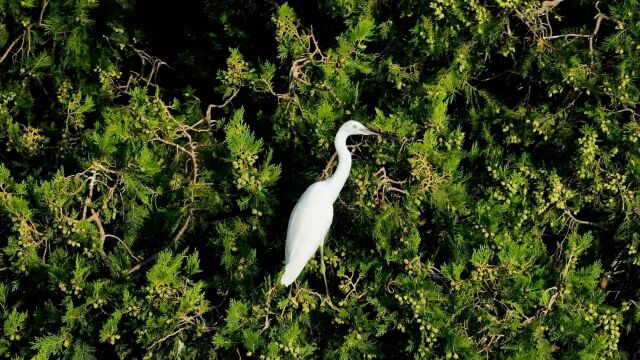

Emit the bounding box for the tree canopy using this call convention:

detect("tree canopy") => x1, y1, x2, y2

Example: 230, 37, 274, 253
0, 0, 639, 358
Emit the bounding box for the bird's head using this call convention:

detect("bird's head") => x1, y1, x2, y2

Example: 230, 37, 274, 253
341, 120, 380, 137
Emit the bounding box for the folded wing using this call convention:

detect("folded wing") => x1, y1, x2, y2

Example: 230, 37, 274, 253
281, 182, 334, 286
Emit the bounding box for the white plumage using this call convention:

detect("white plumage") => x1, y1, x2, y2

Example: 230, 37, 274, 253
281, 183, 333, 286
280, 120, 379, 287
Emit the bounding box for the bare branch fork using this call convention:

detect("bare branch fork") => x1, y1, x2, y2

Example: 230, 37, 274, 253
75, 163, 131, 274
130, 45, 168, 87
110, 43, 169, 95
543, 12, 612, 56
205, 88, 240, 125
515, 0, 614, 62
374, 167, 407, 204
0, 0, 48, 66
205, 27, 327, 124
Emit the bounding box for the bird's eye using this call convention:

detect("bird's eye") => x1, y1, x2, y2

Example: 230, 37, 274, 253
353, 125, 357, 129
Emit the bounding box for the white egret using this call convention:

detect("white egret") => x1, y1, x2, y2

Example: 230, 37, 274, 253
280, 120, 379, 291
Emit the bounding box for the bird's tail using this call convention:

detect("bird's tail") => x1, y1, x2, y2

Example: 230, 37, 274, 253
280, 260, 306, 286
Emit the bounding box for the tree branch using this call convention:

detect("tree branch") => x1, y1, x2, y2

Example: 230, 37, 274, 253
0, 36, 22, 66
205, 88, 240, 124
563, 209, 603, 229
88, 210, 115, 275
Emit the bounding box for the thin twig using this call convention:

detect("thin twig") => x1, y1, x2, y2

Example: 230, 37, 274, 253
126, 210, 194, 275
1, 0, 48, 66
563, 209, 602, 228
105, 234, 140, 261
150, 327, 186, 349
205, 88, 240, 124
544, 34, 590, 40
0, 36, 22, 66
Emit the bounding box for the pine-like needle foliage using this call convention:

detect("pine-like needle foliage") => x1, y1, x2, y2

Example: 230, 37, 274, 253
0, 0, 639, 358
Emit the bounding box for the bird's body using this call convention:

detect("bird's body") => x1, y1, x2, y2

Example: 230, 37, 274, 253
280, 121, 378, 287
281, 182, 333, 286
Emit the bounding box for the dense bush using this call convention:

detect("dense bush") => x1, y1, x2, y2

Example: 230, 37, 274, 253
1, 0, 639, 358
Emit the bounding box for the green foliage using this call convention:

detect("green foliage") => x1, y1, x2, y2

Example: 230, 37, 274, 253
0, 0, 639, 358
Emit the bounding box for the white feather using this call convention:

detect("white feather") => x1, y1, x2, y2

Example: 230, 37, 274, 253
281, 182, 333, 286
280, 120, 378, 287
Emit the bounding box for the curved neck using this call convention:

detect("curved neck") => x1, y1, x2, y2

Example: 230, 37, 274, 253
325, 130, 351, 203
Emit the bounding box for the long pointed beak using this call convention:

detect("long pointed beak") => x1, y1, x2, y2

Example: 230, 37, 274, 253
362, 128, 380, 136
